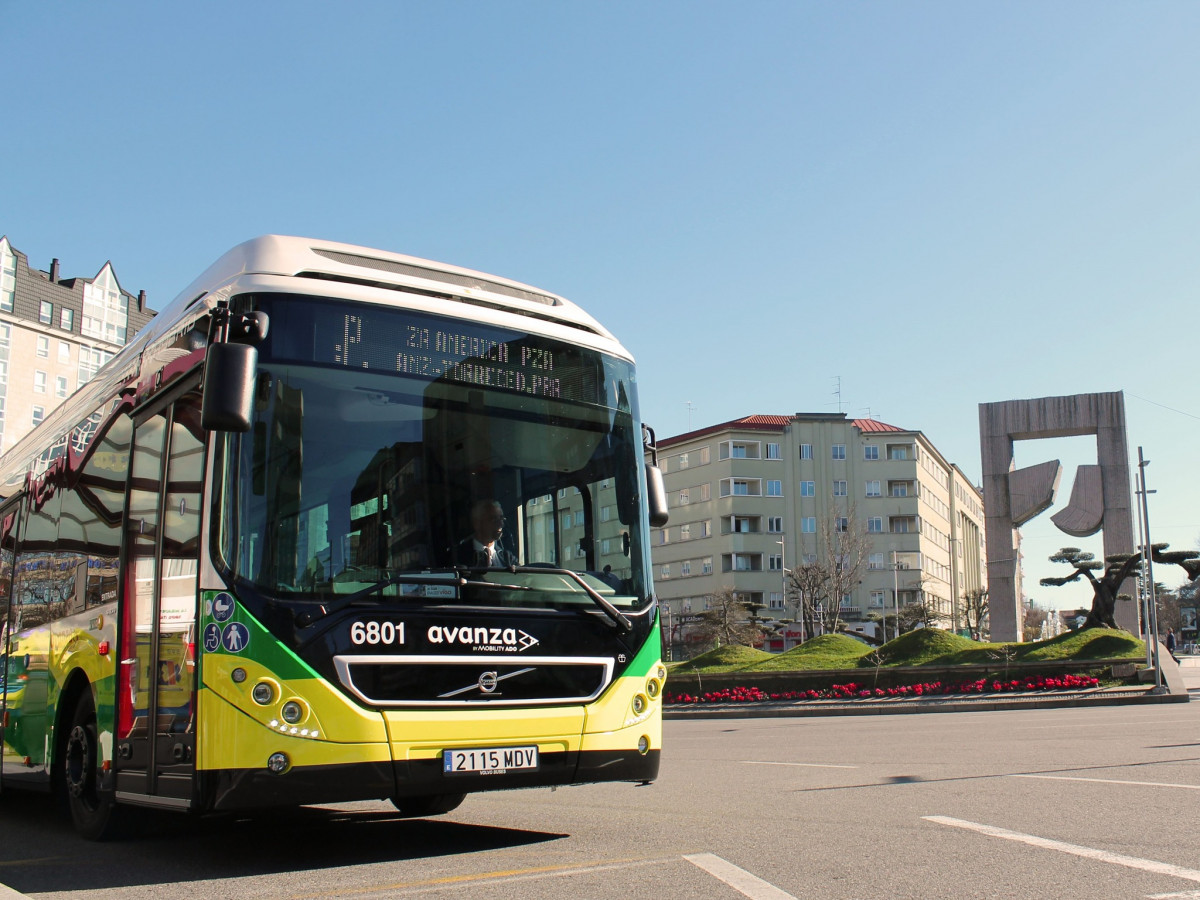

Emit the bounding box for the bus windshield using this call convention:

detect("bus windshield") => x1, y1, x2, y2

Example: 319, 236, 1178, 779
215, 294, 651, 610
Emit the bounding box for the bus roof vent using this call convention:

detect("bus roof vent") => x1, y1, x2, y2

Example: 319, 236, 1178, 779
311, 248, 561, 307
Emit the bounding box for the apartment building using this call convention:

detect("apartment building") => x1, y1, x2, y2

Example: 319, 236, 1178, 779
0, 235, 154, 455
651, 413, 986, 658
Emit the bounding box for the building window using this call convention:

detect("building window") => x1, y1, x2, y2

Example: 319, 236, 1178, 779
867, 517, 884, 533
890, 482, 909, 498
888, 444, 910, 461
679, 489, 690, 506
766, 480, 782, 496
699, 483, 711, 501
868, 553, 886, 569
36, 337, 49, 358
766, 443, 781, 460
840, 594, 854, 609
832, 480, 847, 496
720, 440, 761, 460
60, 308, 75, 331
34, 371, 47, 394
78, 344, 113, 385
0, 238, 15, 313
681, 561, 692, 576
800, 517, 816, 533
769, 592, 785, 610
767, 516, 783, 533
864, 445, 879, 460
31, 405, 45, 426
82, 264, 128, 344
659, 529, 669, 545
39, 301, 53, 325
680, 523, 691, 540
836, 517, 849, 532
832, 444, 846, 460
55, 375, 68, 398
870, 590, 886, 607
891, 516, 916, 533
865, 480, 881, 497
800, 481, 815, 497
700, 520, 711, 538
720, 477, 762, 497
698, 447, 710, 465
660, 565, 670, 579
769, 554, 783, 571
799, 443, 812, 459
58, 342, 70, 363
702, 557, 713, 575
678, 452, 689, 470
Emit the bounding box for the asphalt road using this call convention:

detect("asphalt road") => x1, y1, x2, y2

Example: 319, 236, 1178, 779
2, 701, 1198, 900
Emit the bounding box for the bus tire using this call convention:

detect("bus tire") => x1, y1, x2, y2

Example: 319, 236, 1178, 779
63, 690, 125, 840
390, 793, 465, 818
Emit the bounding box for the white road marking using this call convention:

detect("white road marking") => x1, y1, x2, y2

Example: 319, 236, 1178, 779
742, 760, 858, 769
1013, 774, 1200, 791
925, 816, 1200, 888
684, 853, 799, 900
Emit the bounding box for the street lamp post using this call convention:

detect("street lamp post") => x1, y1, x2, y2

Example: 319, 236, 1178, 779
891, 549, 901, 643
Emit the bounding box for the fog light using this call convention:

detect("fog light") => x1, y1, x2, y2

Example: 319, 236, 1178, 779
632, 694, 647, 715
267, 752, 289, 773
252, 682, 274, 705
656, 665, 666, 680
638, 735, 650, 754
646, 678, 661, 699
231, 667, 247, 684
281, 700, 304, 723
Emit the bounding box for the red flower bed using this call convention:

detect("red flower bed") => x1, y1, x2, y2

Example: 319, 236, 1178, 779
665, 673, 1099, 705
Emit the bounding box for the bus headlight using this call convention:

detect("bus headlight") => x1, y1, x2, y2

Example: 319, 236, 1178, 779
267, 752, 289, 773
646, 678, 661, 699
281, 700, 305, 724
632, 694, 648, 716
252, 682, 274, 705
638, 735, 650, 754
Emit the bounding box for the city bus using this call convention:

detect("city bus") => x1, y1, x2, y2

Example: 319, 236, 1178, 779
0, 236, 669, 839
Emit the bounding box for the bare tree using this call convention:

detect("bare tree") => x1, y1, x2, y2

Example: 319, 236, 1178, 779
692, 586, 763, 650
785, 505, 870, 637
961, 588, 989, 641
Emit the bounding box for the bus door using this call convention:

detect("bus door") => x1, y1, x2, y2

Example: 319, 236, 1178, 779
115, 389, 203, 804
0, 497, 23, 792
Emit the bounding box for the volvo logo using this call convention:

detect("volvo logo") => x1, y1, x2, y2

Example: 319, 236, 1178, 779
438, 666, 537, 699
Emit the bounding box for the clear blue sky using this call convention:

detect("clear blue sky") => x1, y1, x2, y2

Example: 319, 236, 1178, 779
5, 2, 1200, 612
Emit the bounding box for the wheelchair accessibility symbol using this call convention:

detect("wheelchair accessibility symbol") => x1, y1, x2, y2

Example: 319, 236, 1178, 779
203, 623, 222, 653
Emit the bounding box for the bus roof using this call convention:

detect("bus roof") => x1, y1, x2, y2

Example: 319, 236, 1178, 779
142, 235, 623, 351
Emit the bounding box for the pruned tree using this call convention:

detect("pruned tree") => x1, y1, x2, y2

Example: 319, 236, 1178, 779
1040, 543, 1200, 631
785, 505, 871, 637
692, 586, 763, 650
961, 588, 989, 641
1040, 547, 1138, 630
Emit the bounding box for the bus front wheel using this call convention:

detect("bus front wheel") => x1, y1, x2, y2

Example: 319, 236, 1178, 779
390, 793, 465, 818
63, 690, 124, 840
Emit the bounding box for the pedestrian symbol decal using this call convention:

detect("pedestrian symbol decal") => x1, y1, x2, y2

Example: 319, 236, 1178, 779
203, 623, 222, 653
222, 622, 249, 653
212, 592, 235, 622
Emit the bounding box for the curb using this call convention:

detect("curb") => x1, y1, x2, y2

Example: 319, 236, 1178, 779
664, 687, 1188, 720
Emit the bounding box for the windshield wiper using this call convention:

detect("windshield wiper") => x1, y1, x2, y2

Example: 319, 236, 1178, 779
291, 572, 466, 627
508, 566, 633, 632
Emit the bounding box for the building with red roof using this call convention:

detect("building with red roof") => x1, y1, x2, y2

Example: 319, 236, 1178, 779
651, 412, 986, 658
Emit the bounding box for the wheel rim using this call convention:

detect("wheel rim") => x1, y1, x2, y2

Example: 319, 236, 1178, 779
65, 723, 92, 801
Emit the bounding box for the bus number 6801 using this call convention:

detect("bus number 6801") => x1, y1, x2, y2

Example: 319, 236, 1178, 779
349, 621, 405, 646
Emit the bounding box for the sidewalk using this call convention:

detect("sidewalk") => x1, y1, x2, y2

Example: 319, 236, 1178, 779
666, 654, 1196, 721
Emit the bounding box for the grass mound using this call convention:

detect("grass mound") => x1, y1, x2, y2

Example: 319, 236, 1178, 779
670, 644, 774, 673
860, 628, 978, 667
747, 634, 872, 671
1018, 628, 1143, 661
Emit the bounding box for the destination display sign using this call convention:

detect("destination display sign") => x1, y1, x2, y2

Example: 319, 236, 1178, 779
260, 296, 614, 406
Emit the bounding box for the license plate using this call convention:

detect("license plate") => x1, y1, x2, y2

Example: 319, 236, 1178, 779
443, 746, 539, 774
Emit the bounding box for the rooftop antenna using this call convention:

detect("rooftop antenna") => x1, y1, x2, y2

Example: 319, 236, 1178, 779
831, 376, 843, 413
685, 400, 696, 430
860, 406, 881, 421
